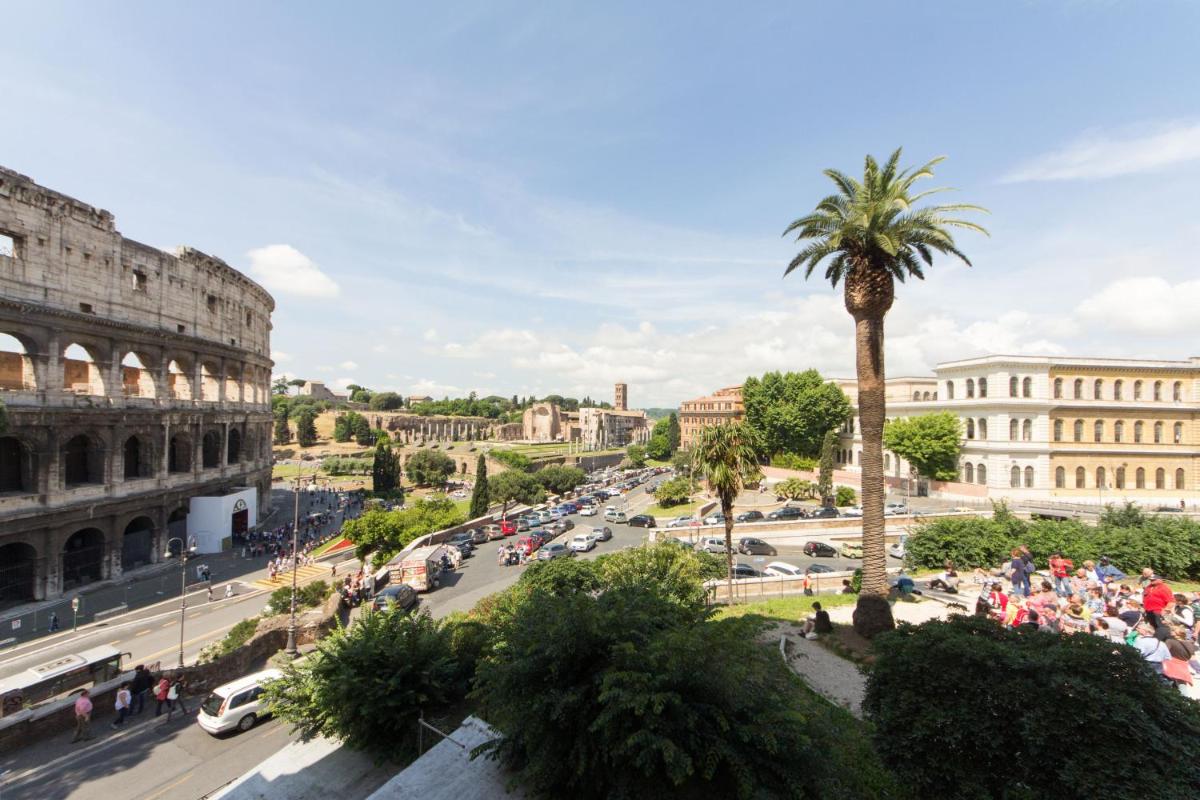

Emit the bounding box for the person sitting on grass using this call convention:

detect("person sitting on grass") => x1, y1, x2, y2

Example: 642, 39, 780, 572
800, 601, 833, 638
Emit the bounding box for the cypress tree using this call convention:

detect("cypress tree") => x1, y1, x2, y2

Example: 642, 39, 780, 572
372, 438, 399, 494
294, 408, 318, 447
273, 407, 292, 445
469, 454, 489, 518
817, 429, 837, 506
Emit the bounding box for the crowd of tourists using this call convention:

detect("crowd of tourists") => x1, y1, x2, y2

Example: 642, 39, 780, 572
71, 665, 189, 743
973, 547, 1200, 697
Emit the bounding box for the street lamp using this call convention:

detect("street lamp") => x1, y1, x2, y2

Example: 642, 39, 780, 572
164, 536, 197, 669
286, 463, 309, 658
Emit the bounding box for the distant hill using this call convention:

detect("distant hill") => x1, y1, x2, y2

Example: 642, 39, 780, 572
640, 407, 677, 421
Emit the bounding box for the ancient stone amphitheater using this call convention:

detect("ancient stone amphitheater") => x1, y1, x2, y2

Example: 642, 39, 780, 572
0, 167, 274, 606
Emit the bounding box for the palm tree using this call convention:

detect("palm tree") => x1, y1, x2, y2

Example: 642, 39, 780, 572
691, 421, 762, 600
783, 149, 987, 637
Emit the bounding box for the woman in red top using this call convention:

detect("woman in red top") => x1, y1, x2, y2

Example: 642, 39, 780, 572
1143, 576, 1175, 629
1049, 552, 1074, 598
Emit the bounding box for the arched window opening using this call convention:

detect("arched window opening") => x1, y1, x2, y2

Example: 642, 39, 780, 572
1155, 421, 1164, 443
120, 352, 156, 398
1074, 379, 1083, 399
0, 437, 31, 493
62, 528, 105, 588
1022, 377, 1032, 398
923, 392, 931, 401
1022, 419, 1032, 441
978, 378, 988, 398
202, 431, 221, 469
63, 434, 102, 486
1177, 469, 1186, 490
1055, 466, 1065, 488
1024, 466, 1034, 488
964, 463, 974, 483
966, 419, 975, 439
1097, 466, 1106, 489
1010, 466, 1020, 488
966, 379, 975, 398
978, 418, 988, 439
1094, 421, 1103, 443
1114, 421, 1124, 443
1134, 380, 1143, 400
1075, 467, 1086, 488
1093, 379, 1103, 400
123, 436, 148, 479
1009, 376, 1018, 397
1174, 381, 1183, 402
1073, 419, 1083, 442
1153, 380, 1163, 401
1114, 380, 1123, 401
121, 517, 154, 571
0, 542, 38, 604
1053, 378, 1062, 399
1175, 422, 1184, 444
1053, 419, 1063, 442
228, 428, 242, 464
1115, 467, 1125, 489
912, 391, 920, 401
167, 359, 193, 400
977, 464, 987, 485
63, 343, 106, 396
1134, 421, 1144, 443
946, 381, 955, 400
1009, 419, 1019, 441
1136, 467, 1145, 490
1156, 468, 1165, 490
200, 362, 220, 402
0, 333, 36, 391
169, 434, 192, 473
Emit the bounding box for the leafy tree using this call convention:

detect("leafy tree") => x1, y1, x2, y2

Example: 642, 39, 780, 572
653, 476, 695, 507
882, 412, 963, 481
667, 412, 680, 453
690, 422, 762, 599
348, 386, 373, 404
404, 449, 456, 487
644, 428, 672, 461
351, 413, 375, 446
273, 407, 292, 445
783, 148, 987, 638
265, 610, 462, 763
343, 496, 465, 564
670, 448, 692, 477
293, 407, 318, 447
1101, 500, 1146, 527
741, 369, 852, 457
775, 477, 813, 500
625, 443, 646, 468
271, 375, 290, 395
371, 438, 400, 495
368, 391, 404, 411
817, 429, 836, 505
836, 485, 858, 506
469, 454, 490, 518
332, 414, 352, 443
488, 470, 545, 519
534, 464, 586, 495
771, 452, 818, 471
865, 615, 1200, 798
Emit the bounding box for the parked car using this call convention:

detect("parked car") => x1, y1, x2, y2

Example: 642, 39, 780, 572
839, 541, 863, 559
515, 518, 532, 532
536, 510, 554, 523
767, 506, 805, 521
482, 524, 504, 540
468, 528, 489, 545
666, 515, 698, 529
737, 538, 777, 556
803, 541, 838, 557
697, 537, 725, 553
732, 563, 762, 579
603, 508, 621, 521
549, 518, 575, 536
591, 526, 613, 541
887, 535, 908, 560
579, 505, 598, 516
569, 533, 596, 552
885, 503, 908, 516
840, 506, 863, 518
610, 511, 628, 524
735, 510, 764, 523
627, 514, 656, 528
197, 669, 283, 735
499, 520, 517, 537
806, 563, 836, 574
515, 535, 541, 556
447, 533, 475, 555
538, 542, 572, 560
809, 506, 839, 519
763, 561, 805, 577
663, 537, 694, 549
371, 583, 418, 613
703, 512, 725, 525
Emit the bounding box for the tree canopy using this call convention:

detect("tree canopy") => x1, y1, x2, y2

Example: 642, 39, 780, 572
368, 391, 404, 410
343, 496, 466, 564
882, 412, 963, 481
371, 438, 400, 495
625, 443, 647, 468
534, 464, 586, 495
405, 449, 456, 486
469, 454, 490, 518
293, 407, 318, 447
488, 469, 545, 517
742, 370, 851, 458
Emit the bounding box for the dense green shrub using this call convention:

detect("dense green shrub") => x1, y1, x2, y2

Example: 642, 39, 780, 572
770, 452, 819, 471
198, 615, 260, 662
653, 475, 695, 507
865, 616, 1200, 799
835, 485, 857, 506
489, 448, 533, 472
267, 580, 332, 614
907, 512, 1200, 579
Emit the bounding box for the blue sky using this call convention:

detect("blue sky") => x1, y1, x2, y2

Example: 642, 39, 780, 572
3, 1, 1199, 406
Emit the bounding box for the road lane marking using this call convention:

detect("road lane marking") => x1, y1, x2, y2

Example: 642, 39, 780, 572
135, 629, 152, 636
161, 621, 174, 628
137, 771, 193, 800
109, 640, 121, 646
137, 621, 240, 664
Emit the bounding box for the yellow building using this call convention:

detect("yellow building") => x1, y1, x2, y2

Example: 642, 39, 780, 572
679, 385, 744, 449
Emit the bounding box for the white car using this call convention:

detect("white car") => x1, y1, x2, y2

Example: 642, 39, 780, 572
763, 561, 805, 577
197, 668, 282, 735
450, 489, 467, 499
698, 537, 725, 554
579, 506, 598, 516
569, 533, 595, 552
703, 512, 725, 526
888, 535, 908, 560
885, 503, 908, 516
841, 506, 863, 518
666, 516, 696, 529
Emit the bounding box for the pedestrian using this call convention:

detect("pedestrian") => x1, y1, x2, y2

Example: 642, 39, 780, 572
129, 664, 152, 714
1049, 552, 1074, 597
1143, 575, 1175, 629
331, 563, 337, 578
49, 611, 60, 632
111, 682, 132, 728
225, 583, 235, 599
1009, 548, 1032, 598
71, 689, 94, 742
154, 676, 171, 716
206, 585, 214, 602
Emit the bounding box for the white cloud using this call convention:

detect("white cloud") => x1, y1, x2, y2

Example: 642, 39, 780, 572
1002, 120, 1200, 182
371, 344, 389, 354
423, 328, 439, 341
1075, 277, 1200, 335
330, 376, 358, 392
246, 244, 340, 297
271, 350, 291, 363
410, 377, 461, 397
340, 360, 359, 370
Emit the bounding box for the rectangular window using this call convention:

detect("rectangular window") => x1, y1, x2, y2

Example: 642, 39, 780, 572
207, 294, 218, 312
79, 303, 94, 314
177, 324, 186, 334
133, 270, 148, 292
0, 232, 18, 258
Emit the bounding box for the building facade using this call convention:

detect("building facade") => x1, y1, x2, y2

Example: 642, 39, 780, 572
614, 382, 628, 411
578, 407, 650, 449
0, 166, 275, 607
679, 385, 744, 449
298, 380, 347, 403
835, 355, 1200, 505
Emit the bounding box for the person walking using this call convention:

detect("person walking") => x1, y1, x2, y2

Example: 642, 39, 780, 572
1009, 548, 1032, 598
111, 682, 132, 729
206, 585, 214, 603
129, 664, 152, 715
49, 611, 60, 633
154, 676, 172, 716
1049, 552, 1074, 598
71, 689, 94, 742
165, 677, 188, 721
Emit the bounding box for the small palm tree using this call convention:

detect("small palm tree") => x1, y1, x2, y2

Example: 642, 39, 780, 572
783, 149, 987, 637
691, 421, 762, 600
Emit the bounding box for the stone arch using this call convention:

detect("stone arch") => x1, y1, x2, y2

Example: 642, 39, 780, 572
202, 429, 222, 469
166, 357, 193, 400
121, 516, 155, 571
224, 364, 243, 403
227, 427, 242, 464
166, 505, 189, 550
199, 360, 220, 402
0, 541, 39, 605
0, 331, 37, 390
62, 341, 108, 396
62, 432, 105, 486
169, 432, 193, 473
120, 351, 158, 398
243, 427, 258, 464
0, 435, 34, 493
122, 433, 156, 479
62, 527, 106, 588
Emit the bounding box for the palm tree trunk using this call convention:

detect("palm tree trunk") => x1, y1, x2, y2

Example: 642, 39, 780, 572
851, 310, 895, 637
722, 495, 735, 603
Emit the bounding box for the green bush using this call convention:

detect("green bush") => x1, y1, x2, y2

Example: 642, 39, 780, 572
775, 477, 813, 500
489, 448, 532, 472
770, 452, 818, 471
267, 580, 332, 615
864, 615, 1200, 799
198, 616, 260, 663
835, 485, 857, 506
653, 476, 695, 507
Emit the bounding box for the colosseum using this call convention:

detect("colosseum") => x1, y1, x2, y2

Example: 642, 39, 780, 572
0, 166, 275, 607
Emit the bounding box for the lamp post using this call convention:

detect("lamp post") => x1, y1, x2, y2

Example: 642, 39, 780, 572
285, 463, 308, 658
164, 536, 196, 669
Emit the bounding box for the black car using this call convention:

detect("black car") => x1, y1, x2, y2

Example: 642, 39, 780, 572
737, 537, 777, 556
732, 563, 762, 579
735, 510, 764, 523
372, 584, 418, 612
806, 563, 836, 574
803, 541, 838, 557
809, 506, 840, 519
550, 518, 575, 535
767, 506, 805, 521
447, 533, 475, 555
627, 514, 657, 528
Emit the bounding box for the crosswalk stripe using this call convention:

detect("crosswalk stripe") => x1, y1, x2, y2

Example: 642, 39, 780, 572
249, 564, 331, 591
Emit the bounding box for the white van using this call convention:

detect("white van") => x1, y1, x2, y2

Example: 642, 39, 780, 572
197, 668, 282, 735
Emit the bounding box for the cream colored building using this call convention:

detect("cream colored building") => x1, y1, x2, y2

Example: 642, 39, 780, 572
679, 385, 744, 449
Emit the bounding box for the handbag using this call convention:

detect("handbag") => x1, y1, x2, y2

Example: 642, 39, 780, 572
167, 684, 179, 700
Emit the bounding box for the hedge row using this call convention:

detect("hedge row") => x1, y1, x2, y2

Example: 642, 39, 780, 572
907, 512, 1200, 580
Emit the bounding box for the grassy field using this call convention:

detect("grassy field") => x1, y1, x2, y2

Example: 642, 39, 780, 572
714, 593, 860, 625
644, 499, 708, 518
